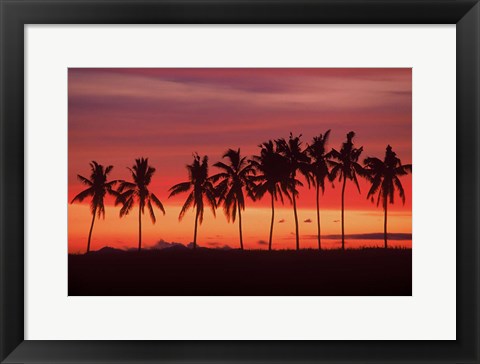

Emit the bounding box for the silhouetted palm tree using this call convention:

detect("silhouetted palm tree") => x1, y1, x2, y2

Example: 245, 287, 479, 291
211, 148, 256, 250
71, 161, 118, 253
328, 132, 367, 250
306, 130, 332, 250
169, 154, 217, 249
250, 140, 291, 251
364, 145, 412, 248
276, 133, 311, 250
115, 158, 165, 252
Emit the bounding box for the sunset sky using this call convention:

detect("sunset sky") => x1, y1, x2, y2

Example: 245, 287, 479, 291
68, 68, 412, 253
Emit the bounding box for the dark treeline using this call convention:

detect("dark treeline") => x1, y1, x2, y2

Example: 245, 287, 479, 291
71, 131, 412, 253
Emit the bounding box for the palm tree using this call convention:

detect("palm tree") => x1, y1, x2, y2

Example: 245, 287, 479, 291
328, 131, 367, 250
115, 157, 165, 252
250, 140, 291, 251
211, 149, 256, 250
70, 161, 118, 253
306, 130, 331, 250
168, 154, 217, 250
276, 133, 311, 250
364, 145, 412, 248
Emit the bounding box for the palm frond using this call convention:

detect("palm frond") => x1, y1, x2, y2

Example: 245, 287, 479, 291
326, 148, 341, 160
222, 187, 237, 222
209, 172, 229, 184
364, 157, 383, 169
97, 201, 106, 219
115, 189, 135, 205
117, 181, 136, 193
395, 164, 412, 175
213, 161, 234, 175
147, 200, 156, 223
253, 182, 268, 200
197, 196, 205, 224
178, 191, 194, 221
367, 175, 383, 200
105, 180, 120, 188
77, 175, 93, 186
352, 172, 361, 193
236, 187, 246, 211
119, 196, 134, 217
215, 179, 229, 200
71, 187, 94, 203
204, 187, 217, 218
150, 193, 166, 215
168, 181, 191, 197
329, 164, 342, 182
393, 176, 406, 205
353, 162, 370, 180
104, 165, 114, 175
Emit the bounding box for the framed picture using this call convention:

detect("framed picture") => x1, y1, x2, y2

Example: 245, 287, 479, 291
1, 0, 478, 363
67, 67, 413, 297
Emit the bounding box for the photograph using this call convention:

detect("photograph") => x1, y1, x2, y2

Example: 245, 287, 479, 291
2, 0, 478, 361
68, 68, 412, 296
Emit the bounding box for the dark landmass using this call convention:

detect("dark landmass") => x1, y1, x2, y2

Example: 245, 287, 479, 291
68, 247, 412, 296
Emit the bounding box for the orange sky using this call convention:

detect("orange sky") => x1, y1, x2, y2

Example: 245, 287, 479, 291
68, 68, 412, 253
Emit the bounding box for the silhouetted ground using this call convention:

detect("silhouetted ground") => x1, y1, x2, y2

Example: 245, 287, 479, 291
68, 247, 412, 296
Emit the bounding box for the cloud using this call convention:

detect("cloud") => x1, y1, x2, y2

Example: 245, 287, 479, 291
304, 218, 312, 223
278, 219, 285, 223
69, 68, 411, 116
257, 240, 268, 246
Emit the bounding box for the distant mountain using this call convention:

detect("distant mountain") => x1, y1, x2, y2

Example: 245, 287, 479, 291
150, 240, 185, 250
88, 241, 235, 254
162, 244, 189, 251
91, 246, 126, 255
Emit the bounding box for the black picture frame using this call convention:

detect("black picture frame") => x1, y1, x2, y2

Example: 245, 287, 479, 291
1, 1, 479, 363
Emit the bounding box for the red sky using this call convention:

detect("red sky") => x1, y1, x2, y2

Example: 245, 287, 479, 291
68, 68, 412, 253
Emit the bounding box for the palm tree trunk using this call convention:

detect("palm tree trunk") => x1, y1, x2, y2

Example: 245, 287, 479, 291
87, 207, 96, 253
193, 208, 199, 250
138, 205, 142, 252
238, 205, 244, 250
293, 193, 300, 250
341, 176, 347, 250
384, 198, 388, 249
269, 193, 275, 251
316, 184, 321, 250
